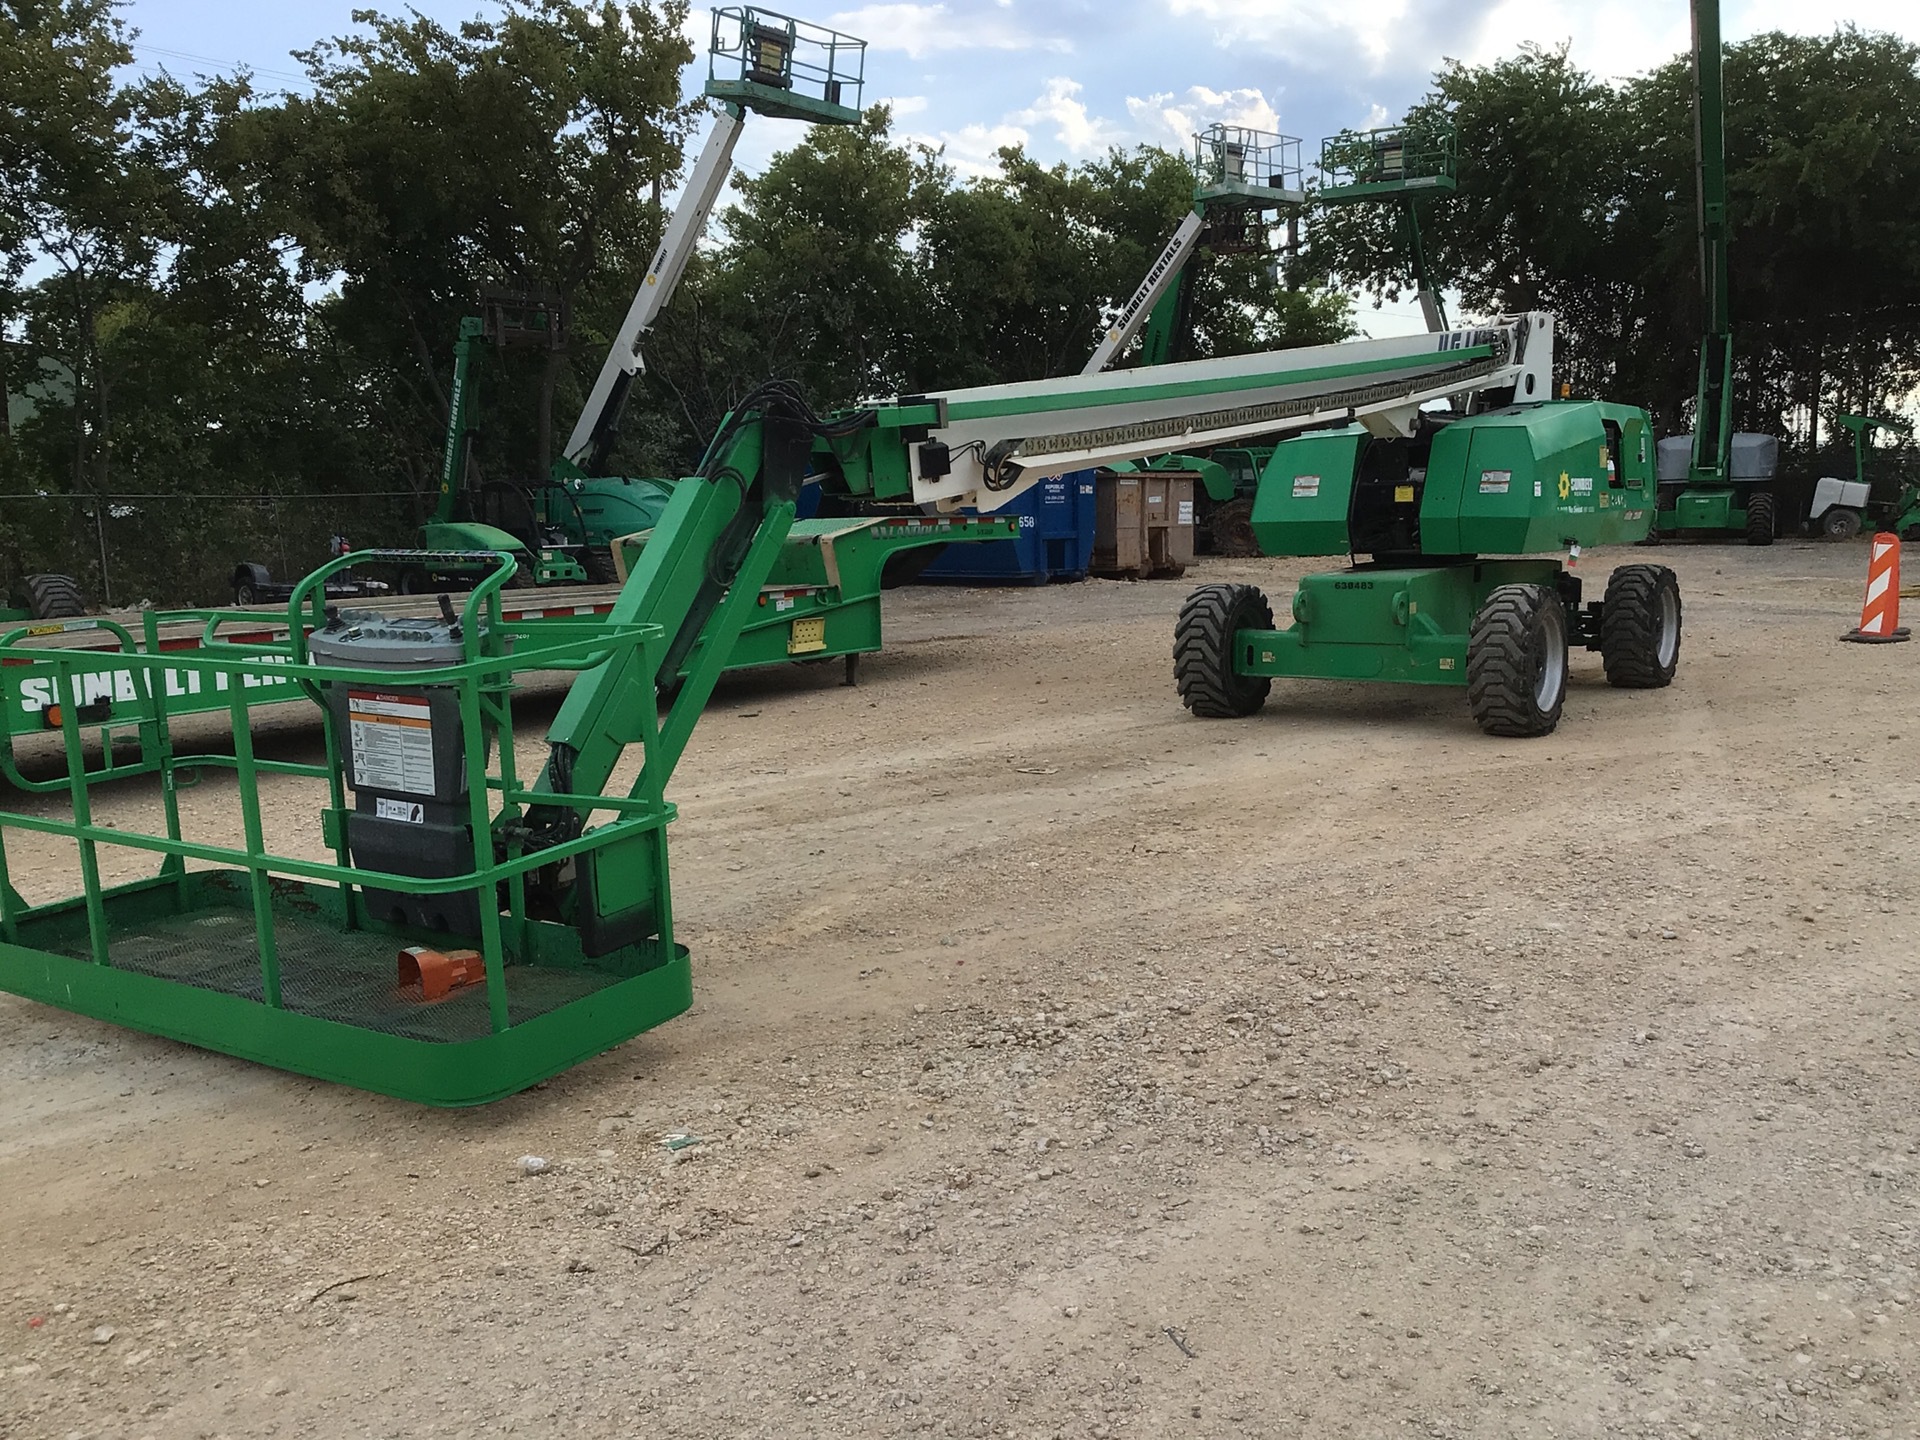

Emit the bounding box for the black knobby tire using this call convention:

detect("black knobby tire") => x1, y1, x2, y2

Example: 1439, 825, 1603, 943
22, 576, 86, 622
582, 544, 620, 586
1206, 497, 1259, 558
1600, 563, 1682, 689
1821, 507, 1862, 540
1466, 583, 1568, 738
24, 573, 85, 620
1174, 582, 1272, 719
1745, 491, 1776, 547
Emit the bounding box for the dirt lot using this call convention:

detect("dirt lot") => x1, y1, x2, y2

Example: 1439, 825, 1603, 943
2, 540, 1917, 1440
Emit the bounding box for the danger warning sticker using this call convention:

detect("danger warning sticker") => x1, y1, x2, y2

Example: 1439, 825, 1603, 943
1479, 469, 1512, 494
347, 691, 435, 795
1292, 474, 1321, 499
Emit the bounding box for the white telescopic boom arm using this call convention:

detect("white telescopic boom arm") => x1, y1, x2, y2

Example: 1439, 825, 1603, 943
903, 313, 1555, 512
563, 107, 747, 468
1081, 211, 1206, 376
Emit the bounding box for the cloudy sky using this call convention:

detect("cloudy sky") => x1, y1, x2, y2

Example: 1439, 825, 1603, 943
118, 0, 1920, 332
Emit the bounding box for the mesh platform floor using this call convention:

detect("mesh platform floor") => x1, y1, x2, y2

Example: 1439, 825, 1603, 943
73, 910, 625, 1042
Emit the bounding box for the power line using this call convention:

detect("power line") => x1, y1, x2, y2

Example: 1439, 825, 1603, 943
129, 41, 309, 86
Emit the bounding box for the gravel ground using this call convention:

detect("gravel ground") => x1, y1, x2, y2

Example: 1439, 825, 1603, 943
2, 539, 1916, 1440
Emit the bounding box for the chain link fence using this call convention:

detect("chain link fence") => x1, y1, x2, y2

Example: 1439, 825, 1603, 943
0, 490, 425, 610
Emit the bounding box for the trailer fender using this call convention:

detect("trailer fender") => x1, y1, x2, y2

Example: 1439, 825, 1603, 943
231, 562, 272, 604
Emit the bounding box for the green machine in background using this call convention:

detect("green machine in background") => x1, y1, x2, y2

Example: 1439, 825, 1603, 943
1654, 0, 1779, 544
1805, 413, 1920, 541
1083, 125, 1308, 377
411, 294, 633, 591
1316, 121, 1458, 333
1176, 325, 1684, 738
229, 8, 870, 601
550, 7, 867, 545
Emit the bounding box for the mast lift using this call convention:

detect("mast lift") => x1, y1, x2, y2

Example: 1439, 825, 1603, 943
1653, 0, 1778, 544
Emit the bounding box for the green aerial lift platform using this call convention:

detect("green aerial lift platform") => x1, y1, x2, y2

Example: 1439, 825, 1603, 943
1315, 121, 1458, 332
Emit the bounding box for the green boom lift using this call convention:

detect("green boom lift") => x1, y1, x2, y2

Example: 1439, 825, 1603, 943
0, 293, 1669, 1102
1083, 125, 1306, 553
1654, 0, 1779, 544
407, 291, 621, 591
1174, 315, 1684, 738
550, 7, 869, 552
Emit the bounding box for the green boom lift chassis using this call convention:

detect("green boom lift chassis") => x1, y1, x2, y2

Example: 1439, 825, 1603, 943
1176, 398, 1683, 737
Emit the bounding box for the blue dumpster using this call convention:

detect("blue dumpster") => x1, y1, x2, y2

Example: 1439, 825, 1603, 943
919, 469, 1097, 585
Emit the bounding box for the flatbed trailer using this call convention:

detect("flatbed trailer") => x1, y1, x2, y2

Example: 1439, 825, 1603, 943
0, 512, 1012, 755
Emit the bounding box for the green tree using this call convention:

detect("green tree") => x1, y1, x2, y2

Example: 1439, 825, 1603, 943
1316, 29, 1920, 452
0, 0, 169, 536
233, 0, 698, 505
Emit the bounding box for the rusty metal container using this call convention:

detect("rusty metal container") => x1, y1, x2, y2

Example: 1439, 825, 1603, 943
1094, 471, 1195, 578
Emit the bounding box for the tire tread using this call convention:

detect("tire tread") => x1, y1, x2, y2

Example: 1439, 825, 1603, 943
24, 573, 85, 620
1466, 583, 1564, 737
1601, 563, 1681, 688
1174, 582, 1272, 718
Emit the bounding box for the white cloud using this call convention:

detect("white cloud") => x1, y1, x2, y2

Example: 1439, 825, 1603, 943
881, 94, 930, 116
1011, 77, 1122, 155
1162, 0, 1415, 70
908, 120, 1032, 177
1461, 0, 1686, 80
826, 4, 1071, 61
1124, 85, 1283, 155
907, 75, 1127, 176
1162, 0, 1920, 86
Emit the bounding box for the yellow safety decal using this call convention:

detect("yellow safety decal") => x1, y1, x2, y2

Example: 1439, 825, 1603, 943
787, 616, 828, 655
1394, 484, 1415, 504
